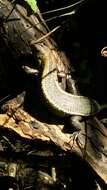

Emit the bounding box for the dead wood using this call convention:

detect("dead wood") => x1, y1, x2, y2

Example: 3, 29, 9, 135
0, 0, 107, 189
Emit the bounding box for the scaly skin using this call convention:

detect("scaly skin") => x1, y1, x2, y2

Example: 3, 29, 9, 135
35, 44, 100, 117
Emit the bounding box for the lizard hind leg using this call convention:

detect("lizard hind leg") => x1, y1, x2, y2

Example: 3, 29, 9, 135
70, 115, 83, 131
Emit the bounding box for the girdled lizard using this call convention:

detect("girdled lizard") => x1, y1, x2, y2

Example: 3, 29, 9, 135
34, 44, 100, 117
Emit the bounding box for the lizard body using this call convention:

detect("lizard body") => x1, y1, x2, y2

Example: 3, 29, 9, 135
35, 44, 100, 117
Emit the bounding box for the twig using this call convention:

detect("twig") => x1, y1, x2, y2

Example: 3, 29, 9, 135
45, 10, 75, 23
31, 25, 60, 44
42, 0, 85, 15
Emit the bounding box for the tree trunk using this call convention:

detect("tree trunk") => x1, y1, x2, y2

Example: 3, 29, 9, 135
0, 0, 107, 189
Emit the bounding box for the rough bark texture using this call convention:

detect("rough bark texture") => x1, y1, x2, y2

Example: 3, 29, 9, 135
0, 0, 107, 189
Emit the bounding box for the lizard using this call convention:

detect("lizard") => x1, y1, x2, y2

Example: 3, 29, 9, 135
32, 43, 101, 117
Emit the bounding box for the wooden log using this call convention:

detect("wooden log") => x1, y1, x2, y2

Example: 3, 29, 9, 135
0, 0, 107, 188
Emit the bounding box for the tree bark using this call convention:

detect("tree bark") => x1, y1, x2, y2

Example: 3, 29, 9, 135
0, 0, 107, 189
